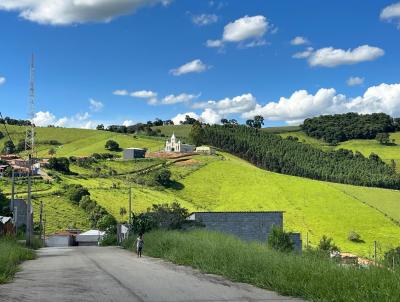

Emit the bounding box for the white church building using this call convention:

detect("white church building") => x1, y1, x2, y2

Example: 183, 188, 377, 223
165, 133, 194, 153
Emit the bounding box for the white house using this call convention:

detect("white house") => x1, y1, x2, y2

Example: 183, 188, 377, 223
195, 146, 216, 155
165, 133, 194, 153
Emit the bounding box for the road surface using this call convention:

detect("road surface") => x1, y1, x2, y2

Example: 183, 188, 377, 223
0, 247, 305, 302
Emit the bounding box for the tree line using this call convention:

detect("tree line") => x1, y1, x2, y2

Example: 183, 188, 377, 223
301, 113, 400, 144
198, 124, 400, 189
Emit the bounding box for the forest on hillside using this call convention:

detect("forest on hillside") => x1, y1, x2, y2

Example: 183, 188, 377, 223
301, 113, 400, 144
200, 125, 400, 189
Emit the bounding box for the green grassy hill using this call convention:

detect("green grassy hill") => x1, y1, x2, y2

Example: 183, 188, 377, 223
1, 125, 400, 257
0, 125, 164, 157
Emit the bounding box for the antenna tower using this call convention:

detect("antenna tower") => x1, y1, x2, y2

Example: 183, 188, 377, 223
25, 54, 35, 156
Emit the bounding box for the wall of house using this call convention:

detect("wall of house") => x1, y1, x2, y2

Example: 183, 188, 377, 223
190, 212, 283, 242
10, 199, 27, 228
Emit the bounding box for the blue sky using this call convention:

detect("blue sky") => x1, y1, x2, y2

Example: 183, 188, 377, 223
0, 0, 400, 128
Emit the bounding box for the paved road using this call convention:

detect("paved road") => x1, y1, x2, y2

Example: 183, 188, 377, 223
0, 247, 305, 302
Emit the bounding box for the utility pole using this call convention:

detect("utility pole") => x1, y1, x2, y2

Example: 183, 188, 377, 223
25, 54, 36, 248
11, 169, 15, 209
374, 240, 377, 264
39, 201, 43, 244
128, 187, 132, 225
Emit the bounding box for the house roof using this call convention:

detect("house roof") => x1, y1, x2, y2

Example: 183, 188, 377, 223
0, 216, 13, 224
79, 230, 105, 236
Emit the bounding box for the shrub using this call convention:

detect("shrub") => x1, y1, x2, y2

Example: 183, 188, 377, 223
105, 140, 119, 151
318, 235, 339, 252
100, 232, 118, 246
348, 231, 362, 242
47, 157, 70, 173
267, 225, 294, 253
384, 247, 400, 268
154, 169, 172, 186
96, 214, 117, 231
65, 184, 90, 204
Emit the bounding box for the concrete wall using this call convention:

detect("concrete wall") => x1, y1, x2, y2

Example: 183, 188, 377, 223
10, 199, 27, 228
46, 235, 73, 247
189, 212, 283, 242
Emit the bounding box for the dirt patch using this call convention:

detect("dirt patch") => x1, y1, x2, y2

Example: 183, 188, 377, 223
147, 152, 198, 159
175, 159, 200, 166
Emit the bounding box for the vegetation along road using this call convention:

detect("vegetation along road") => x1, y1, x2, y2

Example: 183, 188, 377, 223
0, 246, 305, 302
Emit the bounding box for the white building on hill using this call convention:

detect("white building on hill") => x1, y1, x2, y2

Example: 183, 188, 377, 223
165, 133, 194, 153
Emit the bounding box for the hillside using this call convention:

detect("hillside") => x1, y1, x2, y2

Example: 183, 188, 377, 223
1, 125, 400, 257
281, 131, 400, 171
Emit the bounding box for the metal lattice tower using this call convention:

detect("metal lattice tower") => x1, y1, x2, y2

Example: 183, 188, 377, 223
25, 54, 35, 156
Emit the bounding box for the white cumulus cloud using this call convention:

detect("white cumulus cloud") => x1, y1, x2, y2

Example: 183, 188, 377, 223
381, 2, 400, 27
171, 112, 199, 125
89, 98, 104, 112
207, 15, 268, 48
242, 83, 400, 124
0, 0, 171, 25
32, 111, 57, 126
294, 45, 384, 67
200, 108, 222, 124
193, 93, 256, 115
162, 93, 199, 105
347, 76, 364, 86
122, 120, 135, 126
0, 76, 5, 85
192, 14, 218, 26
130, 90, 158, 98
170, 59, 210, 76
113, 89, 129, 96
291, 36, 309, 45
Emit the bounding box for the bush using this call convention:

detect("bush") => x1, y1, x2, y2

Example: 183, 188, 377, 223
96, 214, 117, 231
65, 184, 90, 204
384, 247, 400, 268
348, 231, 362, 242
100, 232, 118, 246
154, 169, 172, 186
105, 140, 120, 151
267, 225, 294, 253
318, 235, 339, 252
47, 157, 70, 173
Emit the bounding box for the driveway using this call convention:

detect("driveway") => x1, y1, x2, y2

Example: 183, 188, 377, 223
0, 247, 305, 302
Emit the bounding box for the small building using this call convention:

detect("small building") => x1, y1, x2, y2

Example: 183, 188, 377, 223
76, 230, 105, 246
46, 231, 77, 247
165, 133, 194, 153
0, 216, 14, 236
123, 148, 146, 160
195, 146, 216, 155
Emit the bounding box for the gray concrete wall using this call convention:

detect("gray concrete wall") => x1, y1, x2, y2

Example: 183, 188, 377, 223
46, 236, 73, 247
10, 199, 27, 228
191, 212, 283, 242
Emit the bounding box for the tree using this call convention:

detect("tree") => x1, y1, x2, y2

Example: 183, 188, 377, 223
96, 124, 105, 130
384, 246, 400, 268
189, 122, 205, 146
96, 214, 117, 231
221, 118, 229, 125
154, 169, 172, 186
267, 225, 294, 253
181, 115, 197, 125
48, 157, 70, 173
245, 119, 254, 128
253, 115, 264, 129
105, 140, 120, 151
153, 118, 163, 126
0, 131, 4, 139
66, 184, 90, 204
376, 132, 390, 145
48, 147, 56, 157
2, 140, 15, 154
0, 189, 11, 216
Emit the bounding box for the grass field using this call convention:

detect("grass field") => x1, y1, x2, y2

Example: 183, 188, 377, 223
0, 238, 35, 284
0, 125, 164, 157
141, 230, 400, 302
167, 153, 400, 257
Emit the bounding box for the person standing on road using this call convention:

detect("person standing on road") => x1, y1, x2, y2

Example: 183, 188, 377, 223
136, 234, 144, 258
